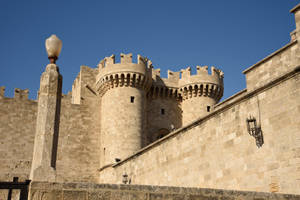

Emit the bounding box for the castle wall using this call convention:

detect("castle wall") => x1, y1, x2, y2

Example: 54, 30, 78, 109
0, 95, 37, 181
72, 66, 98, 104
181, 96, 215, 125
99, 70, 300, 194
243, 41, 299, 91
55, 96, 101, 183
146, 98, 181, 144
28, 182, 300, 200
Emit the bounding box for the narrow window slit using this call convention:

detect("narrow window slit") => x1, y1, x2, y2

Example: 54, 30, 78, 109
207, 106, 210, 112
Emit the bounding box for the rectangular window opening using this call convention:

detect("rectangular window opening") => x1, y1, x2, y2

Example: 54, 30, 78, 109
161, 108, 165, 115
207, 106, 210, 112
130, 96, 134, 103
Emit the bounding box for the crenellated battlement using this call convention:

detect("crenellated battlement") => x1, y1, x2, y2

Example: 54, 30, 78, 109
96, 53, 153, 96
0, 86, 5, 98
97, 53, 153, 69
152, 66, 223, 83
14, 88, 29, 100
149, 66, 224, 101
94, 53, 223, 103
178, 66, 223, 101
0, 86, 30, 100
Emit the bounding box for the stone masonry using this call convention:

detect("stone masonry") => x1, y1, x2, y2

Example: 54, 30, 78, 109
0, 3, 300, 199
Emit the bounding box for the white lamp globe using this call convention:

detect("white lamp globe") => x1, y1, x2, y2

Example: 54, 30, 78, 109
45, 34, 62, 63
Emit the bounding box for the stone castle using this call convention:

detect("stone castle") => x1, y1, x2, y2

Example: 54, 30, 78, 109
0, 3, 300, 200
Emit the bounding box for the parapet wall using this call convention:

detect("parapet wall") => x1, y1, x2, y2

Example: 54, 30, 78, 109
0, 87, 37, 182
72, 65, 98, 104
150, 66, 224, 101
95, 53, 153, 97
55, 96, 101, 183
243, 40, 299, 91
29, 182, 300, 200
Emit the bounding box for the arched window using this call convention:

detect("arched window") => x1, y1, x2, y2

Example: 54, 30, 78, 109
156, 128, 170, 140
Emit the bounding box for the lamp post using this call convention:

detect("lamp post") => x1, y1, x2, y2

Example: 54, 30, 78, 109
30, 34, 63, 181
45, 34, 62, 64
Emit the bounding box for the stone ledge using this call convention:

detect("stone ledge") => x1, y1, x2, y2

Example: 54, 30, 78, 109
290, 3, 300, 13
242, 40, 297, 74
29, 182, 300, 200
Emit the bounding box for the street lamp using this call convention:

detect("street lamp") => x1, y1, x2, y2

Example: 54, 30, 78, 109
45, 34, 62, 64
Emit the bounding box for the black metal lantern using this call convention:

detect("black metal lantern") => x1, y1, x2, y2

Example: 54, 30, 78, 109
246, 116, 264, 148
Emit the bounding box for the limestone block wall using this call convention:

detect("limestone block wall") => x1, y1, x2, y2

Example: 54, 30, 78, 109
100, 87, 146, 166
243, 40, 299, 91
55, 96, 100, 183
181, 96, 215, 125
99, 71, 300, 195
72, 66, 98, 104
146, 98, 181, 144
28, 182, 300, 200
0, 89, 37, 181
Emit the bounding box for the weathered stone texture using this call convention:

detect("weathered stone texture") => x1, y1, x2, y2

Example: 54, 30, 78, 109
28, 182, 300, 200
55, 95, 101, 183
1, 4, 300, 198
72, 65, 98, 105
243, 41, 300, 91
100, 87, 146, 167
146, 98, 181, 144
30, 64, 62, 182
100, 71, 300, 195
0, 95, 37, 181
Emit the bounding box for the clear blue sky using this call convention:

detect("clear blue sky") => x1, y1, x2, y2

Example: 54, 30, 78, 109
0, 0, 298, 100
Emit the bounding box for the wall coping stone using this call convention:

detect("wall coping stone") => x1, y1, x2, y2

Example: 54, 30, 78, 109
242, 40, 297, 74
290, 3, 300, 13
30, 181, 300, 199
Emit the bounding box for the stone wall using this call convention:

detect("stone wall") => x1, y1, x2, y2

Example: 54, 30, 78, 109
0, 92, 37, 181
146, 98, 181, 144
55, 95, 101, 183
0, 85, 101, 183
243, 41, 299, 91
28, 182, 300, 200
99, 68, 300, 195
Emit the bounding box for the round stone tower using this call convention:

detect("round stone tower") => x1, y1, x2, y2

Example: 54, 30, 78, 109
179, 66, 223, 125
96, 53, 152, 167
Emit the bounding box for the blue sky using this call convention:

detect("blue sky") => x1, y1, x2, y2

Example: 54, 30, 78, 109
0, 0, 298, 100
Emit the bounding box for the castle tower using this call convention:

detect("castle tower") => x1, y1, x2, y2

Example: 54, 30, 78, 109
96, 53, 152, 167
146, 69, 182, 144
179, 66, 223, 125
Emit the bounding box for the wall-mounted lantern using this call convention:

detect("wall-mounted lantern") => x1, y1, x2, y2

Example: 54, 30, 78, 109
122, 172, 128, 184
246, 116, 264, 148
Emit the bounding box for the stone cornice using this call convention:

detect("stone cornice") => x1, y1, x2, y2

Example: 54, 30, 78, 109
96, 72, 151, 97
147, 85, 181, 100
179, 82, 223, 101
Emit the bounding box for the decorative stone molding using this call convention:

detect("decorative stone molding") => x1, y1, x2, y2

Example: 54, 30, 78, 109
147, 85, 181, 100
96, 53, 152, 97
180, 83, 223, 101
97, 72, 151, 97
